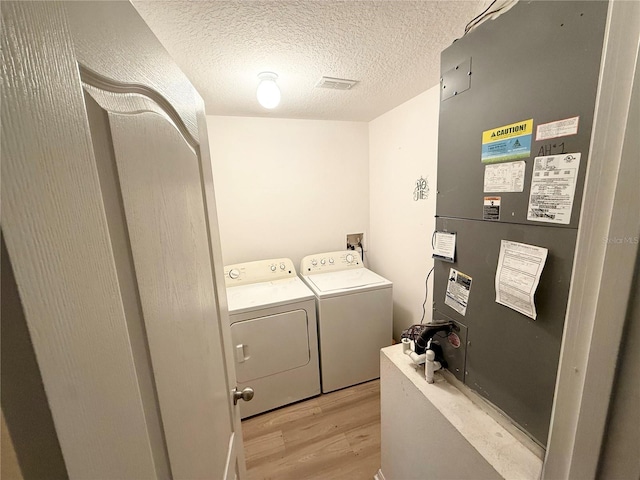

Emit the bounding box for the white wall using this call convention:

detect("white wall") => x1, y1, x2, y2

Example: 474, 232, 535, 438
208, 89, 440, 340
369, 85, 440, 340
207, 116, 369, 270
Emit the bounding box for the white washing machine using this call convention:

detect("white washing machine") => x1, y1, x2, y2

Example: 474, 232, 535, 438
225, 258, 320, 418
300, 250, 393, 393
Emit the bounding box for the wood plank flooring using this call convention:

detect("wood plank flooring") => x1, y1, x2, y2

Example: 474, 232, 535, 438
241, 380, 381, 480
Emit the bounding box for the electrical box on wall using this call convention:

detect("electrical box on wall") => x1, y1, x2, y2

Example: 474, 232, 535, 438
433, 1, 608, 446
346, 233, 363, 250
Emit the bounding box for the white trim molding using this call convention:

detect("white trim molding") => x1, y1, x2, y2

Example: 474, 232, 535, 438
374, 468, 386, 480
543, 1, 640, 478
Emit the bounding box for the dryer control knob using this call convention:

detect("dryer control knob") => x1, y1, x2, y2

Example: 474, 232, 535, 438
329, 258, 334, 264
279, 263, 286, 270
321, 259, 326, 265
346, 254, 354, 263
229, 269, 240, 279
270, 265, 276, 271
312, 259, 318, 266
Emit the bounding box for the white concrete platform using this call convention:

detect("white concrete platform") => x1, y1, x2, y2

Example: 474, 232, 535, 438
379, 344, 543, 480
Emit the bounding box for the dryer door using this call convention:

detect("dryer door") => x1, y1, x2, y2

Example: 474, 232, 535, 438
231, 310, 310, 383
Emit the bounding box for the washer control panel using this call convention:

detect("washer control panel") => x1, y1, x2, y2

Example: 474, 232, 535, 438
300, 250, 362, 275
224, 258, 296, 286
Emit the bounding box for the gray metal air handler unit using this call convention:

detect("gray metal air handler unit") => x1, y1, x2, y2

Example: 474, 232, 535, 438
434, 1, 608, 446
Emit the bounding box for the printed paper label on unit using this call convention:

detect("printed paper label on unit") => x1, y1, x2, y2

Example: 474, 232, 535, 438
445, 268, 472, 316
484, 161, 526, 192
481, 119, 533, 164
495, 240, 548, 320
433, 231, 456, 262
535, 116, 579, 141
483, 196, 501, 221
527, 153, 581, 224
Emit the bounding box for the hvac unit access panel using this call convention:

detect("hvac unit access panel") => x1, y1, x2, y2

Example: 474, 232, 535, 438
434, 0, 607, 446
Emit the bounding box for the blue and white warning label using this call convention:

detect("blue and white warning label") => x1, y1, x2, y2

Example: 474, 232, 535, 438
481, 119, 533, 164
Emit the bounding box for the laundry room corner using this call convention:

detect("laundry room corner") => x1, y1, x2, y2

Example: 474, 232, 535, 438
369, 84, 440, 341
205, 115, 370, 269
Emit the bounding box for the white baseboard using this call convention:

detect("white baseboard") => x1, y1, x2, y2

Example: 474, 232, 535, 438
374, 468, 386, 480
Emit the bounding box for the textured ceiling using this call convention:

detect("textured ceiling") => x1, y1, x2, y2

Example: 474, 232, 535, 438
133, 0, 491, 121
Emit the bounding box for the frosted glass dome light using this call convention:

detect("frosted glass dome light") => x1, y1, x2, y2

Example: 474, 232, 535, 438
256, 72, 281, 109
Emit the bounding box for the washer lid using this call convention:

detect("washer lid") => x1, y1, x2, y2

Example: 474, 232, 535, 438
307, 268, 389, 293
227, 276, 314, 314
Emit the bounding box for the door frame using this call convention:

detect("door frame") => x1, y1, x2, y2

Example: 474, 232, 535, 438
543, 1, 640, 478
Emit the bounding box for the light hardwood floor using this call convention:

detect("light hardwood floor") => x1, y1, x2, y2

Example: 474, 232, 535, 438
241, 380, 381, 480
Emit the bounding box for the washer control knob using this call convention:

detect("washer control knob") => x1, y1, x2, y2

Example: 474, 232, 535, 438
270, 265, 276, 272
229, 269, 240, 279
321, 259, 326, 265
280, 263, 286, 270
346, 254, 354, 263
311, 259, 318, 266
329, 258, 334, 264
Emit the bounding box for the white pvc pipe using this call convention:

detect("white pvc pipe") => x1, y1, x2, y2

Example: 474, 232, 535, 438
425, 350, 442, 384
404, 349, 427, 365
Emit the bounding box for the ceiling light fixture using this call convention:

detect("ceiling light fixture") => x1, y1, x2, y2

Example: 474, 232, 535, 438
256, 72, 281, 109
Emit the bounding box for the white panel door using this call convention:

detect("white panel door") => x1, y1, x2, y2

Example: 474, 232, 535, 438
1, 2, 246, 478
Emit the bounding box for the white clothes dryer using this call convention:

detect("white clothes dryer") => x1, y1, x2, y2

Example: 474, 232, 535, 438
225, 258, 320, 418
300, 251, 393, 393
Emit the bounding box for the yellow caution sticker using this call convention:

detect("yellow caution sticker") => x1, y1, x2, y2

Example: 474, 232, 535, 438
482, 119, 533, 163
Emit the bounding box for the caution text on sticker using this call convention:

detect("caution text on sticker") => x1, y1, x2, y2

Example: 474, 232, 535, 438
483, 119, 533, 144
